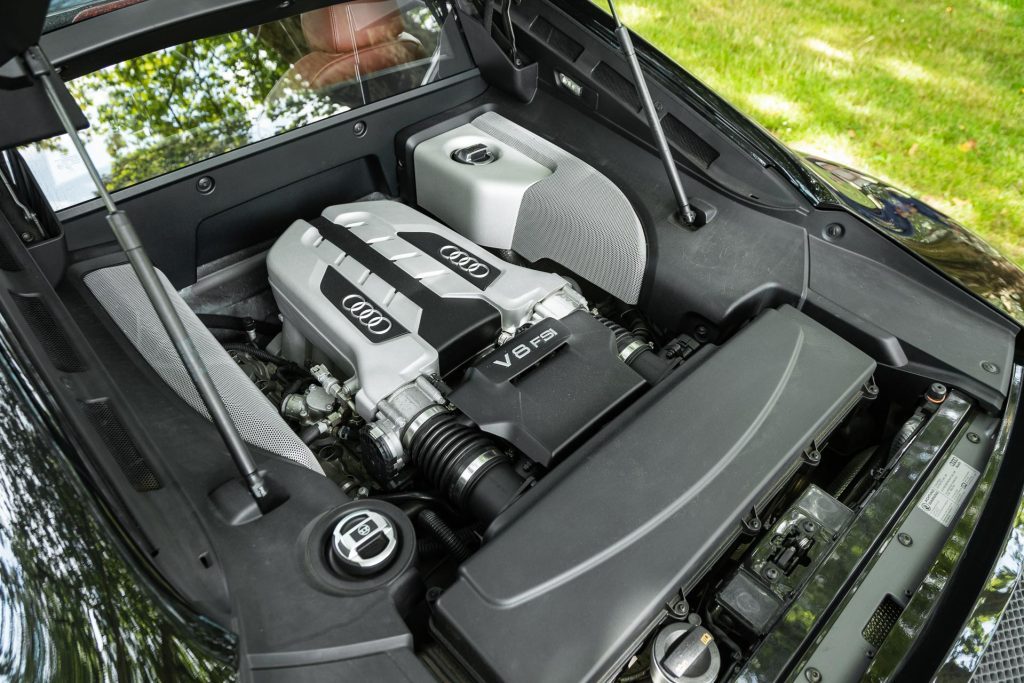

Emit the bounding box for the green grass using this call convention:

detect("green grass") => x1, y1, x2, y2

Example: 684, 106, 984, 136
617, 0, 1024, 263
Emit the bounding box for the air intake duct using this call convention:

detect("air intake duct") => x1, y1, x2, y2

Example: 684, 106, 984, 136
408, 412, 523, 524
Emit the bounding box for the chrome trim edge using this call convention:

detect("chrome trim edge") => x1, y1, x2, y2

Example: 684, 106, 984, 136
865, 364, 1024, 681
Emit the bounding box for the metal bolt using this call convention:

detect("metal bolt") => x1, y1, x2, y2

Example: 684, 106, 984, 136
353, 121, 367, 137
765, 566, 780, 581
805, 667, 822, 682
355, 486, 369, 498
897, 532, 913, 547
866, 383, 880, 397
967, 432, 981, 444
426, 586, 443, 602
670, 600, 690, 618
802, 521, 817, 534
695, 324, 710, 339
196, 176, 215, 194
824, 223, 845, 240
981, 361, 1000, 374
19, 232, 33, 243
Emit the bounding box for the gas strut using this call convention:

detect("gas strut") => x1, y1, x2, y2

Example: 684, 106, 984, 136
21, 46, 271, 509
606, 0, 698, 226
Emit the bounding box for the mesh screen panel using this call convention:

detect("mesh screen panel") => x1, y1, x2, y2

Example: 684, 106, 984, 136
974, 581, 1024, 682
84, 264, 323, 474
473, 112, 647, 304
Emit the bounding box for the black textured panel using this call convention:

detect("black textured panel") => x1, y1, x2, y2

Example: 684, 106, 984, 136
12, 292, 84, 372
662, 113, 720, 168
530, 16, 583, 61
975, 583, 1024, 682
862, 594, 903, 649
83, 400, 161, 492
593, 61, 641, 111
0, 238, 21, 272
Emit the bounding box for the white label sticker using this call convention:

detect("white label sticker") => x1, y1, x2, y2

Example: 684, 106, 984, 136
917, 455, 980, 527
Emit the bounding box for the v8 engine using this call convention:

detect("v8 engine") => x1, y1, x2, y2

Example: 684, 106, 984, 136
268, 200, 668, 520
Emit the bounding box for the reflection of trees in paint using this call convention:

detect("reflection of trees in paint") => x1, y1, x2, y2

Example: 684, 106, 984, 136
0, 363, 235, 680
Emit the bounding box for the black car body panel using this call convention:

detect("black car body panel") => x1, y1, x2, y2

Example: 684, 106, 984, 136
0, 316, 236, 682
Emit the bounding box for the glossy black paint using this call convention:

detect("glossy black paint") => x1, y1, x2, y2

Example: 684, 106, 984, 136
804, 157, 1024, 325
0, 319, 236, 682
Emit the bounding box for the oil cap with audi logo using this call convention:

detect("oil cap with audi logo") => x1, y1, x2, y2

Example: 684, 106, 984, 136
328, 508, 400, 576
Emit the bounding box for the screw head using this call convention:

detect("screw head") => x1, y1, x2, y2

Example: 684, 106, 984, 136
967, 432, 981, 444
765, 566, 780, 581
981, 361, 1000, 374
897, 532, 913, 547
19, 232, 33, 243
805, 667, 823, 682
802, 521, 817, 534
670, 601, 690, 618
824, 223, 845, 240
196, 176, 215, 194
694, 324, 710, 340
353, 121, 367, 137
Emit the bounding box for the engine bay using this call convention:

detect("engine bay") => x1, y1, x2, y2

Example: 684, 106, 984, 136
204, 112, 890, 680
3, 0, 1019, 680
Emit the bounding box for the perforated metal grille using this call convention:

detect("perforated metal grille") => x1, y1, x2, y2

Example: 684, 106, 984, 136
83, 400, 161, 491
84, 264, 323, 475
12, 292, 85, 372
530, 16, 583, 61
974, 581, 1024, 682
593, 61, 641, 111
472, 112, 647, 304
662, 114, 720, 169
862, 594, 903, 649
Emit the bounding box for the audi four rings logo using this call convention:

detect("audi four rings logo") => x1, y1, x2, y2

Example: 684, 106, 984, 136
341, 295, 393, 335
439, 245, 490, 278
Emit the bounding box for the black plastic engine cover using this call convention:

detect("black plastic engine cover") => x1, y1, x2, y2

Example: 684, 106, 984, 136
433, 306, 876, 682
448, 311, 645, 467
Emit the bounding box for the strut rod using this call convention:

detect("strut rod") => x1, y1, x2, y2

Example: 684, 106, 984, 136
22, 46, 270, 507
606, 0, 698, 226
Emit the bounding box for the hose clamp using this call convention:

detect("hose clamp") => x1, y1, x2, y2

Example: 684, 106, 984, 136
401, 404, 449, 451
452, 448, 503, 501
619, 339, 649, 363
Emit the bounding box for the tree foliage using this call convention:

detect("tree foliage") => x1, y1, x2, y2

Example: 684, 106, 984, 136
70, 23, 307, 189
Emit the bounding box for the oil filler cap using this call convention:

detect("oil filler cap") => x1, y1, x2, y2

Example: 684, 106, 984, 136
650, 623, 721, 683
329, 509, 399, 576
451, 143, 496, 165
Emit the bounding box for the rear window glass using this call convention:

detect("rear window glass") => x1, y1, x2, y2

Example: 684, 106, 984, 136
24, 0, 460, 210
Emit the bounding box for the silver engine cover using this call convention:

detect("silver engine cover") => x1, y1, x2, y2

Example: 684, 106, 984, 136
268, 200, 569, 418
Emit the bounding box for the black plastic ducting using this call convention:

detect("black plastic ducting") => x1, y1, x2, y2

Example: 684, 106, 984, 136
433, 306, 877, 682
408, 412, 522, 524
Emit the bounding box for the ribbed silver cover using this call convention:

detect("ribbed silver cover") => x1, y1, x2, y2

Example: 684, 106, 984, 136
472, 112, 647, 304
84, 264, 323, 474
